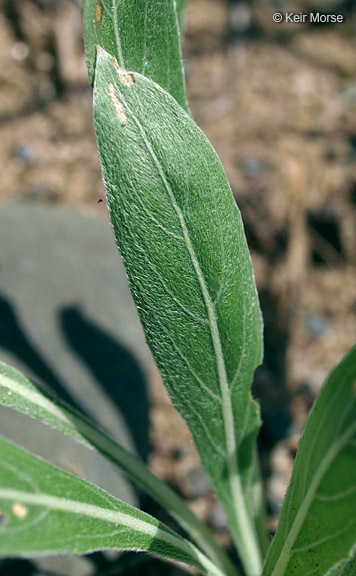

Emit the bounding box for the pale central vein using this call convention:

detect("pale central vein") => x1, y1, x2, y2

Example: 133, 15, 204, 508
0, 373, 73, 428
112, 0, 124, 67
142, 1, 148, 75
0, 488, 221, 576
117, 91, 262, 575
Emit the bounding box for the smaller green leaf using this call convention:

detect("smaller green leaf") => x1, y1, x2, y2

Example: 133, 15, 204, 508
262, 345, 356, 576
0, 435, 224, 576
82, 0, 188, 111
326, 554, 356, 576
0, 362, 237, 576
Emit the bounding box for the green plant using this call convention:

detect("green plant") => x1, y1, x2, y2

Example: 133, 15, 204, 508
0, 2, 355, 576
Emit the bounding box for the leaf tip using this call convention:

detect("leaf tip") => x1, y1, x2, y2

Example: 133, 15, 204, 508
96, 44, 106, 55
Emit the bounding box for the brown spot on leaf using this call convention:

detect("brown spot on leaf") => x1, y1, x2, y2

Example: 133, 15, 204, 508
112, 58, 136, 87
12, 502, 28, 519
95, 3, 103, 26
109, 83, 127, 124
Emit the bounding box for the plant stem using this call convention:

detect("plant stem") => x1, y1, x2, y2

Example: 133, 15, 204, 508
252, 450, 270, 559
173, 214, 263, 576
76, 417, 239, 576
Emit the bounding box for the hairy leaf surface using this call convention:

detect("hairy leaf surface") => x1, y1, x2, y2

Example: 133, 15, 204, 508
0, 435, 224, 576
82, 0, 187, 110
93, 48, 264, 574
326, 554, 356, 576
0, 361, 236, 576
263, 345, 356, 576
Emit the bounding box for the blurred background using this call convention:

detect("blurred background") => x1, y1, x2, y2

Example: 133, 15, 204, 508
0, 0, 355, 574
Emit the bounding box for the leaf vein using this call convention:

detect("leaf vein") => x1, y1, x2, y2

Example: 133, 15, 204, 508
111, 0, 124, 67
154, 315, 222, 404
117, 208, 208, 324
292, 519, 356, 554
315, 486, 356, 503
129, 186, 184, 240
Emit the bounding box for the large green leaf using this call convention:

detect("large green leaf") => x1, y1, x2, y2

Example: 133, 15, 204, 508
0, 361, 237, 576
0, 435, 225, 576
263, 345, 356, 576
93, 48, 264, 576
82, 0, 188, 111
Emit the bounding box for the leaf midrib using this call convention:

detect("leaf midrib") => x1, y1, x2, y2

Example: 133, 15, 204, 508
0, 487, 223, 576
0, 489, 166, 538
270, 422, 356, 576
111, 0, 124, 67
115, 85, 262, 574
0, 372, 75, 430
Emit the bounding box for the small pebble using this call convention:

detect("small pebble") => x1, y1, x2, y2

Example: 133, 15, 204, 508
242, 157, 262, 177
230, 2, 252, 33
11, 42, 29, 61
341, 83, 356, 102
305, 314, 328, 337
15, 145, 34, 164
185, 467, 212, 498
270, 445, 293, 476
267, 475, 288, 514
208, 504, 229, 532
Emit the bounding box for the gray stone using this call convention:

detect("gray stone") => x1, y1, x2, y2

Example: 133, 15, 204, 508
14, 144, 35, 164
242, 157, 262, 177
0, 201, 153, 573
35, 555, 93, 576
208, 503, 229, 532
185, 467, 212, 498
304, 314, 329, 337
